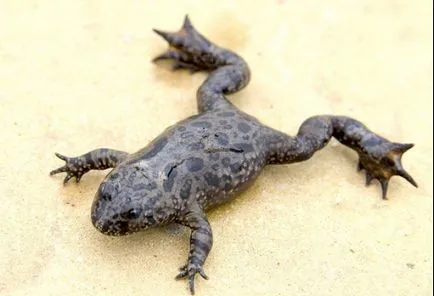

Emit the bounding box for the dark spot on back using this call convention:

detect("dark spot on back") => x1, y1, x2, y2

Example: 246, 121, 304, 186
237, 122, 251, 133
141, 137, 168, 159
230, 162, 242, 173
177, 126, 187, 132
185, 157, 204, 172
242, 135, 250, 140
204, 172, 220, 187
209, 152, 220, 161
223, 125, 232, 130
222, 157, 231, 167
214, 132, 229, 146
188, 142, 205, 150
180, 179, 192, 199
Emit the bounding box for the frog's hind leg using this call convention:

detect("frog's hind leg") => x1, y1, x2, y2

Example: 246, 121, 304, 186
265, 116, 417, 199
152, 15, 251, 113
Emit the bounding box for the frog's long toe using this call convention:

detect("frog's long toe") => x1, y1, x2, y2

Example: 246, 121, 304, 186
357, 142, 417, 199
152, 15, 197, 48
152, 15, 218, 72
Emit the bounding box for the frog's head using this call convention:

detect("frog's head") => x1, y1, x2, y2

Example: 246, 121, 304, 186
91, 164, 173, 236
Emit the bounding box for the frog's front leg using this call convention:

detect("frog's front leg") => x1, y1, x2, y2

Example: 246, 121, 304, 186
175, 205, 213, 295
50, 148, 128, 184
266, 116, 417, 199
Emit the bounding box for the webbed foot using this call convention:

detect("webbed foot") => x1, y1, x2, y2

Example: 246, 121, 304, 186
152, 15, 221, 72
176, 262, 208, 295
357, 142, 417, 199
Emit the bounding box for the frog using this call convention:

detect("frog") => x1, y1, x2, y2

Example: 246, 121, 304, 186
50, 16, 417, 294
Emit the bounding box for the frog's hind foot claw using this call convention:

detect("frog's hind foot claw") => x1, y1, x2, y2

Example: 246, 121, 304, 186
152, 15, 219, 72
357, 142, 417, 199
152, 15, 209, 51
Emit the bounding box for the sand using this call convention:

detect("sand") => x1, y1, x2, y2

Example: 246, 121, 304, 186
0, 1, 432, 295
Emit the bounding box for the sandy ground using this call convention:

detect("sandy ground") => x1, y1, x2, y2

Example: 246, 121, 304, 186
0, 1, 432, 295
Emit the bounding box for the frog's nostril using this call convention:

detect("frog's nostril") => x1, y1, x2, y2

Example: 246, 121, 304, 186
98, 182, 115, 201
102, 193, 112, 201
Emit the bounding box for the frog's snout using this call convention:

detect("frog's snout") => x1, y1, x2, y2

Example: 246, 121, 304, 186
91, 197, 132, 236
91, 179, 148, 236
91, 182, 123, 236
91, 213, 110, 234
91, 192, 112, 235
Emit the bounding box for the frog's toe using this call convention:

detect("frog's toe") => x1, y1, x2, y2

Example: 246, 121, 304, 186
175, 263, 208, 295
171, 61, 202, 73
50, 153, 70, 176
364, 171, 373, 186
152, 15, 201, 49
358, 142, 417, 199
50, 152, 88, 185
152, 15, 217, 72
152, 49, 183, 62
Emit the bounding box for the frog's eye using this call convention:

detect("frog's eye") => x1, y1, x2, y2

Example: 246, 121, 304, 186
122, 209, 140, 220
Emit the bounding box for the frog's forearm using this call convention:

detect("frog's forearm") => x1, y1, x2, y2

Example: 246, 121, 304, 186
175, 208, 213, 295
50, 148, 129, 184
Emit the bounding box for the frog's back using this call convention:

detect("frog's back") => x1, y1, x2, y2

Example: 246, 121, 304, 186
125, 109, 268, 210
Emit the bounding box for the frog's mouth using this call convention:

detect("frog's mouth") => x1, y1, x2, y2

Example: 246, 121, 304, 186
91, 216, 139, 236
91, 208, 146, 236
90, 192, 139, 236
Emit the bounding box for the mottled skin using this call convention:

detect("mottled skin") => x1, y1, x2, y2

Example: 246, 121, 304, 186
51, 16, 417, 294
